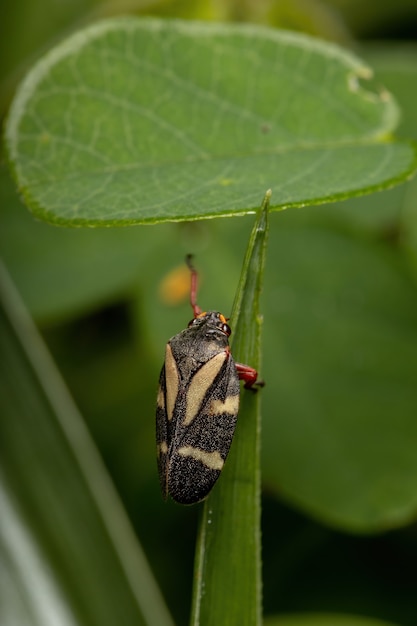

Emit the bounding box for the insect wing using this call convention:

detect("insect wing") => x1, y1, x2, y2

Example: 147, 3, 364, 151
156, 340, 184, 497
156, 363, 169, 499
167, 351, 240, 504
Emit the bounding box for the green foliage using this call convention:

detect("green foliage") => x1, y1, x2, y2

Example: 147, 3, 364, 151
4, 18, 416, 225
2, 5, 417, 626
0, 262, 173, 626
262, 212, 417, 531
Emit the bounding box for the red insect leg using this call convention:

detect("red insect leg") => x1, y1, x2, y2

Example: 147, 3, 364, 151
235, 362, 262, 389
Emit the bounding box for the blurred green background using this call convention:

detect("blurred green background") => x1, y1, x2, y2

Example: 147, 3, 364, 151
1, 1, 417, 625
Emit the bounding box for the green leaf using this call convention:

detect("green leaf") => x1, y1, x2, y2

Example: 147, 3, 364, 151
0, 163, 175, 322
190, 191, 269, 625
261, 213, 417, 532
370, 44, 417, 280
5, 18, 416, 226
0, 262, 173, 626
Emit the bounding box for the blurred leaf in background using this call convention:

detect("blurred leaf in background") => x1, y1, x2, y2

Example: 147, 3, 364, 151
0, 261, 174, 626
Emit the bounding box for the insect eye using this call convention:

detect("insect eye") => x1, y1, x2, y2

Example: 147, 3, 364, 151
188, 318, 200, 328
222, 323, 232, 336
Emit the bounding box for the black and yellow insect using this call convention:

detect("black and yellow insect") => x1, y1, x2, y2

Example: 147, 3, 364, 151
156, 255, 260, 505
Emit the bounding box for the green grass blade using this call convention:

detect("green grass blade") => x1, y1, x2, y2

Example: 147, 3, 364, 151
0, 262, 173, 626
190, 191, 270, 626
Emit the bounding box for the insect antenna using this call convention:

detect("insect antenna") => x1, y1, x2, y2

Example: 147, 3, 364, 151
186, 254, 202, 317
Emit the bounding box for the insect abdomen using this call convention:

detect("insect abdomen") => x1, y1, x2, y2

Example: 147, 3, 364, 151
167, 396, 239, 504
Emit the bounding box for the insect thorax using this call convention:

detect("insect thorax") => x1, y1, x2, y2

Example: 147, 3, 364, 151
168, 311, 231, 380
